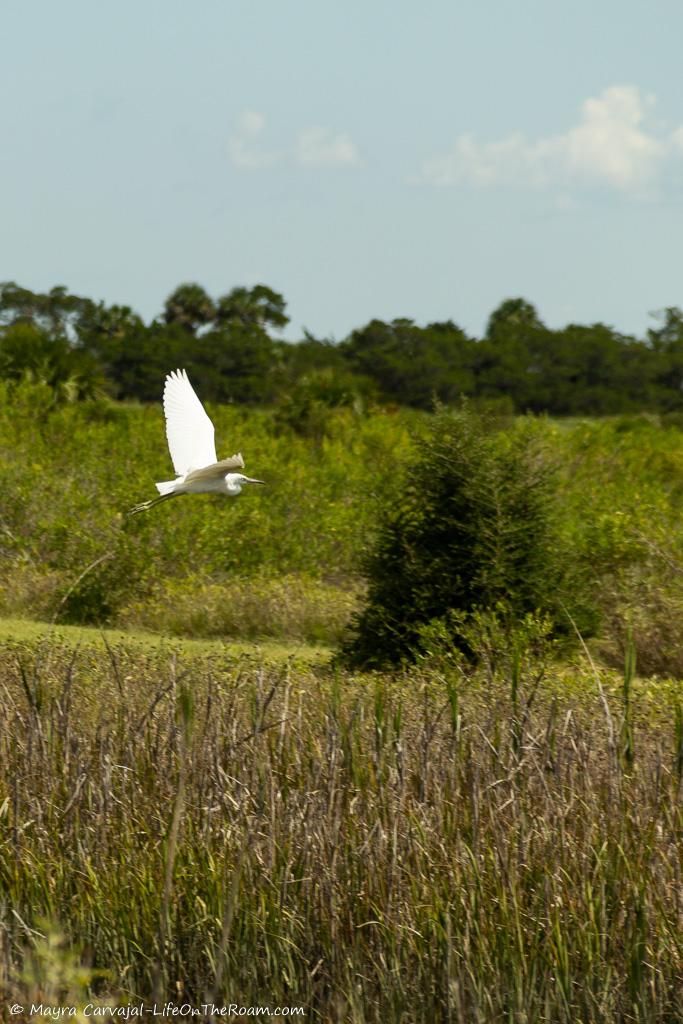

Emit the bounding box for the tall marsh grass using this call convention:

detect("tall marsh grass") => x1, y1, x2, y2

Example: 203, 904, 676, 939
0, 638, 681, 1021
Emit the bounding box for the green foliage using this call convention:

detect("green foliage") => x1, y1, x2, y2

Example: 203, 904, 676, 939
274, 367, 373, 438
154, 283, 289, 404
485, 296, 543, 340
0, 280, 92, 336
56, 535, 149, 626
279, 329, 346, 378
0, 280, 288, 405
416, 607, 556, 679
0, 322, 101, 401
341, 317, 475, 408
163, 282, 216, 333
18, 923, 107, 1018
215, 283, 289, 330
0, 385, 416, 635
1, 384, 683, 674
122, 573, 360, 643
192, 322, 279, 403
648, 306, 683, 406
342, 408, 596, 669
551, 416, 683, 675
5, 280, 683, 415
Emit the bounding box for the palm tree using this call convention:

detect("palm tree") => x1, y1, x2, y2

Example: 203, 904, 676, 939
163, 283, 216, 335
215, 285, 288, 332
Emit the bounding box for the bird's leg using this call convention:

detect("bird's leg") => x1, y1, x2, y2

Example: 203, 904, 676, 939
127, 493, 178, 516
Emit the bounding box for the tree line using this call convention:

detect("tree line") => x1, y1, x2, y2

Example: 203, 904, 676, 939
1, 279, 683, 415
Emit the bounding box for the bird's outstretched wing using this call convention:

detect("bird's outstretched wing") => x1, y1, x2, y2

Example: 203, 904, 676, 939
163, 369, 217, 475
184, 455, 245, 485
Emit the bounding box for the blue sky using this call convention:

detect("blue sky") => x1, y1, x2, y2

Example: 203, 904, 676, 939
2, 0, 683, 341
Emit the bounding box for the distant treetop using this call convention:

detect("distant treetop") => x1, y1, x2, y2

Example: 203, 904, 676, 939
1, 280, 682, 415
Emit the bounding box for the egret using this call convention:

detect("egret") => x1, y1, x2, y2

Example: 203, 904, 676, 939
128, 369, 265, 515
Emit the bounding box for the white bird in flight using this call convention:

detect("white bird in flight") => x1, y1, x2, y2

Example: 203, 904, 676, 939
128, 369, 265, 515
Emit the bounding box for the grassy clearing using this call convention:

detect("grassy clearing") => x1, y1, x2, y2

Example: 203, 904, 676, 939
1, 637, 682, 1021
0, 616, 331, 665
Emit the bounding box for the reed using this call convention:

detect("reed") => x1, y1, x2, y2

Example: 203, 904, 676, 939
1, 638, 681, 1021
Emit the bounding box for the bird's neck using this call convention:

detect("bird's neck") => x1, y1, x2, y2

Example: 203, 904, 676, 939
225, 473, 242, 495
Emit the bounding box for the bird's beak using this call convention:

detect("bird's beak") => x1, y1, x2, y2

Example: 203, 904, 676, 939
245, 477, 266, 485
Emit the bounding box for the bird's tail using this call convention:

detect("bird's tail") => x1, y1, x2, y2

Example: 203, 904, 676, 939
155, 479, 178, 496
127, 492, 177, 517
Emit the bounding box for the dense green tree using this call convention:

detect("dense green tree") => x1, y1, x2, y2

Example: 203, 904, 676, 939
0, 283, 103, 399
279, 330, 346, 378
474, 299, 658, 414
97, 284, 289, 402
274, 366, 376, 438
541, 324, 654, 415
3, 279, 683, 415
190, 324, 279, 404
216, 285, 289, 331
163, 283, 216, 334
648, 307, 683, 409
97, 322, 189, 402
342, 409, 595, 669
341, 318, 474, 408
0, 321, 100, 400
474, 299, 551, 409
485, 297, 543, 342
76, 302, 146, 389
0, 281, 95, 339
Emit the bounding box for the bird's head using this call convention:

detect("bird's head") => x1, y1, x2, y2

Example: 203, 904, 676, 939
228, 473, 266, 488
224, 472, 266, 496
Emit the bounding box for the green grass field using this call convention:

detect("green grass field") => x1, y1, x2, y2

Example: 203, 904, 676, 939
0, 615, 331, 665
2, 388, 683, 1020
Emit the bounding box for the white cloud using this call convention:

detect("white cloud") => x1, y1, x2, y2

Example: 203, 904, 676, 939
295, 126, 360, 166
421, 86, 682, 193
564, 87, 663, 188
240, 110, 266, 136
229, 112, 360, 170
670, 125, 683, 154
228, 110, 278, 168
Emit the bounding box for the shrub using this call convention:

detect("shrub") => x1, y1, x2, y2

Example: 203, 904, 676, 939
273, 368, 373, 439
55, 532, 151, 626
341, 408, 596, 669
120, 573, 361, 644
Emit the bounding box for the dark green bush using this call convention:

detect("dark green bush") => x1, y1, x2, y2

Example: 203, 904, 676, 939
341, 408, 597, 669
55, 532, 150, 626
273, 367, 374, 438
